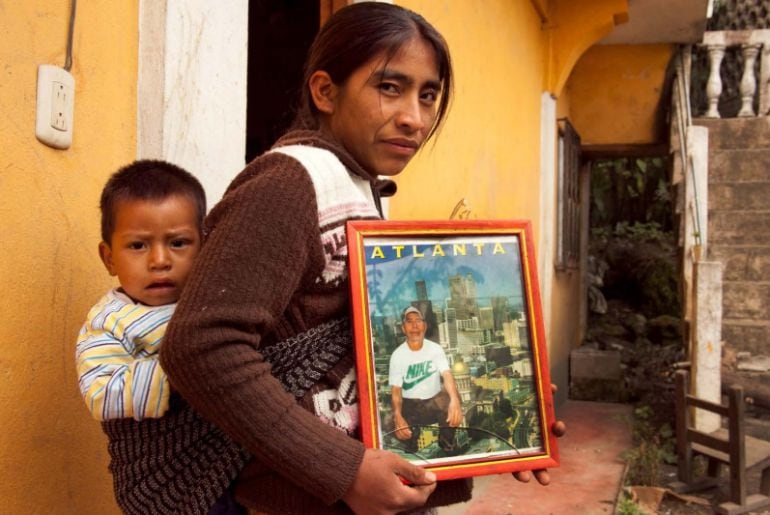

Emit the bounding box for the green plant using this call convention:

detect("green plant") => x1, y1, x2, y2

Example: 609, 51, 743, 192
612, 221, 665, 242
590, 226, 611, 240
590, 157, 672, 231
616, 492, 646, 515
623, 405, 676, 486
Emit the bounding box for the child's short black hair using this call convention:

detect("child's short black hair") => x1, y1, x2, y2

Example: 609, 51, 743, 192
100, 159, 206, 244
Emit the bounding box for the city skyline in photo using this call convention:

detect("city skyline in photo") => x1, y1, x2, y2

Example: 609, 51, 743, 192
364, 235, 528, 320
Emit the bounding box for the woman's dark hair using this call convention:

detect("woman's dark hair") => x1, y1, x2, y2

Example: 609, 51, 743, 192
292, 2, 453, 141
99, 159, 207, 244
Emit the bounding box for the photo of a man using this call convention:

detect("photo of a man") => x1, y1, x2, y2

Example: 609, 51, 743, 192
389, 306, 463, 454
347, 223, 560, 477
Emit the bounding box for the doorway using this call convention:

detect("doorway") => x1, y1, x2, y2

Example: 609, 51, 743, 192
246, 0, 319, 162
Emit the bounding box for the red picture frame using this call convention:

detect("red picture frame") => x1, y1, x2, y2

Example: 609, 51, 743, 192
346, 219, 559, 480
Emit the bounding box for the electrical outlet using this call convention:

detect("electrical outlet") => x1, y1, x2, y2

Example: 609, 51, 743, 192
51, 81, 70, 131
35, 64, 75, 149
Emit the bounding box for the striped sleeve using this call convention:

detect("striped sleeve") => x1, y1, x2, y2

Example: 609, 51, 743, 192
75, 292, 173, 421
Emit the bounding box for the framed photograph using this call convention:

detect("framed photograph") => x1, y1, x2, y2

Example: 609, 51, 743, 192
346, 219, 559, 480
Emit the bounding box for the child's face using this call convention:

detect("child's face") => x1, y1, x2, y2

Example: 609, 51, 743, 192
99, 195, 201, 306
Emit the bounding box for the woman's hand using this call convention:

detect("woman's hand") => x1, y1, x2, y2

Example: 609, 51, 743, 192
512, 420, 567, 485
342, 448, 437, 515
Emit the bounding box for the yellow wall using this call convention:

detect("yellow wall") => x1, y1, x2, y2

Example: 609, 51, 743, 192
392, 0, 629, 228
394, 0, 547, 229
567, 44, 675, 146
548, 90, 583, 393
0, 2, 137, 513
394, 0, 629, 403
546, 0, 629, 95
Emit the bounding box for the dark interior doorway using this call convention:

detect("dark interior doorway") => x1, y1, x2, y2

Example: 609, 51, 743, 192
246, 0, 319, 162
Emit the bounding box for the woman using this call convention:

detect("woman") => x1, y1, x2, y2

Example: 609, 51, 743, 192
160, 3, 557, 514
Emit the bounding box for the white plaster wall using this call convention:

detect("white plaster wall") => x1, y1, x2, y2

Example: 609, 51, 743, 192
539, 93, 557, 351
694, 260, 723, 432
138, 0, 249, 207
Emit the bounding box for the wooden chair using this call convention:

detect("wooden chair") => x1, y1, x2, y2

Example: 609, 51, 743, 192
670, 369, 770, 515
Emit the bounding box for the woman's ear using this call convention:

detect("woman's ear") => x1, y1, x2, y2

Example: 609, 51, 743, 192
98, 241, 117, 276
308, 70, 337, 115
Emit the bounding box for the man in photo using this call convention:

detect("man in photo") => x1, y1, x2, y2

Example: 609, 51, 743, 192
389, 306, 463, 454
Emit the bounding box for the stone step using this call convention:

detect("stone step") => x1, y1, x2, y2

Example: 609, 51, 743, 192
709, 149, 770, 183
708, 210, 770, 246
709, 245, 770, 282
695, 117, 770, 150
709, 182, 770, 211
723, 281, 770, 320
723, 319, 770, 357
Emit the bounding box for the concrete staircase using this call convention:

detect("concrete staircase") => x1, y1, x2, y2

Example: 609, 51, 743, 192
695, 117, 770, 357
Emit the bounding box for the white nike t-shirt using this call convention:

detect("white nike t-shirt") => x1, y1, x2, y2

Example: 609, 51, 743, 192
389, 339, 450, 400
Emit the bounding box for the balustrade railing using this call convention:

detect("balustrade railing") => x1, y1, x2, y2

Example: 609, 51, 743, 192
700, 29, 770, 118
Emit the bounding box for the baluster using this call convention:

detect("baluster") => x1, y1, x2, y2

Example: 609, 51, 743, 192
704, 45, 725, 118
761, 44, 770, 116
738, 43, 761, 117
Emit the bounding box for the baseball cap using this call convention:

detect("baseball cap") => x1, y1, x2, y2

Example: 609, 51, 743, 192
402, 306, 423, 322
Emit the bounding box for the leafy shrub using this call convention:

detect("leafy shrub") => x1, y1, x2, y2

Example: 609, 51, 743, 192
623, 405, 676, 486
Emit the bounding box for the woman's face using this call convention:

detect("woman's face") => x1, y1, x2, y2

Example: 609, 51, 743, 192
326, 36, 441, 177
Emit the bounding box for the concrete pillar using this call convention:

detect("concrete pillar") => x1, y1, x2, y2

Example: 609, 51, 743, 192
137, 0, 249, 206
538, 93, 557, 354
683, 125, 709, 356
692, 260, 723, 432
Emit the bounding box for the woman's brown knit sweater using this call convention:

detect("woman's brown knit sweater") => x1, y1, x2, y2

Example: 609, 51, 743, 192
160, 130, 472, 513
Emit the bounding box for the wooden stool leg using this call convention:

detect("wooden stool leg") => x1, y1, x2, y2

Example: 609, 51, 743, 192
728, 386, 747, 506
761, 467, 770, 495
675, 371, 693, 483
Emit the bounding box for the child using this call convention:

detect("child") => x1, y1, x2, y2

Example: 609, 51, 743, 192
75, 159, 205, 421
76, 161, 247, 515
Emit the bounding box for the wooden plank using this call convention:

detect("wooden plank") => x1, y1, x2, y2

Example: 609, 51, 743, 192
581, 143, 669, 160
687, 394, 730, 416
690, 430, 731, 455
717, 494, 770, 515
745, 436, 770, 469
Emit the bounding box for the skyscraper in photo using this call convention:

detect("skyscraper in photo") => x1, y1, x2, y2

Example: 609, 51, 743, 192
491, 296, 510, 332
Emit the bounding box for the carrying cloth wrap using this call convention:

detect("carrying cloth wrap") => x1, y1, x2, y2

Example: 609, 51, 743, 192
101, 317, 357, 514
261, 318, 359, 436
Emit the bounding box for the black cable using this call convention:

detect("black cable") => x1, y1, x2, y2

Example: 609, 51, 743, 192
64, 0, 77, 71
383, 424, 523, 456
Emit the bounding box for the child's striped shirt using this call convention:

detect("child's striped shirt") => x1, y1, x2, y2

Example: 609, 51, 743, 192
76, 289, 172, 421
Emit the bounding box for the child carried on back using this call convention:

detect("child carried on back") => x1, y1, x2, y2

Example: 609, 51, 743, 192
76, 159, 205, 421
